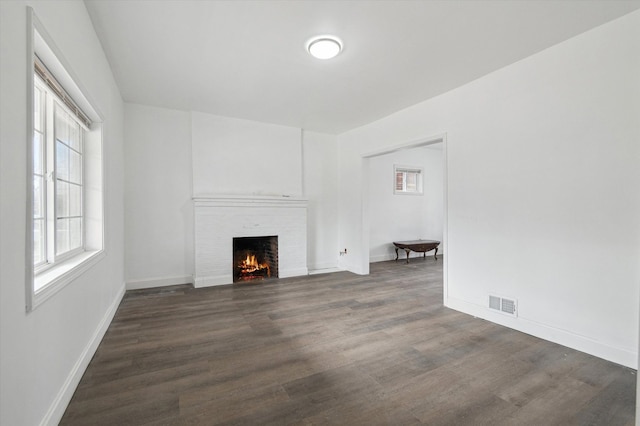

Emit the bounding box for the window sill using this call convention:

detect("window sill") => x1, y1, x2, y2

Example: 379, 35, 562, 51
393, 191, 424, 196
31, 249, 105, 311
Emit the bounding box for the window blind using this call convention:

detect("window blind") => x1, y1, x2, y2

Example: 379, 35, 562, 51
34, 55, 91, 128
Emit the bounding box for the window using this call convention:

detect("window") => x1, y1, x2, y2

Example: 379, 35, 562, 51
27, 10, 104, 311
33, 75, 86, 270
394, 165, 423, 195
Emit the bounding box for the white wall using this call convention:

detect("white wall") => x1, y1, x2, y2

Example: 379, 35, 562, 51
124, 104, 193, 289
191, 112, 303, 197
0, 2, 125, 425
303, 131, 340, 271
337, 11, 640, 368
368, 146, 443, 262
122, 109, 340, 284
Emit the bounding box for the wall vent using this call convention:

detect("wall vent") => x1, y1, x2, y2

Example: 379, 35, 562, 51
488, 294, 517, 317
489, 295, 501, 310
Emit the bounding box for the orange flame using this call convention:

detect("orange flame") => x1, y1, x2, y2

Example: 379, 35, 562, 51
239, 253, 271, 277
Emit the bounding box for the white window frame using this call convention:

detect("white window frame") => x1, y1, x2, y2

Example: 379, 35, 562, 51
394, 164, 424, 195
33, 76, 87, 273
26, 9, 105, 312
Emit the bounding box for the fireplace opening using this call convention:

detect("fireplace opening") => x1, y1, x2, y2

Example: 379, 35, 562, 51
233, 236, 278, 283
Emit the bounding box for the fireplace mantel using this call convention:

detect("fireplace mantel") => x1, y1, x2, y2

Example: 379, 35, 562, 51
193, 195, 308, 208
193, 194, 308, 287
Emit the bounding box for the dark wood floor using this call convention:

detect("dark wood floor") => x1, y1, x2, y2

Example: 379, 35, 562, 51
61, 259, 636, 425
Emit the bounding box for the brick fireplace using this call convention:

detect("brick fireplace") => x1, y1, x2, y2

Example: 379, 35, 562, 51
193, 195, 308, 287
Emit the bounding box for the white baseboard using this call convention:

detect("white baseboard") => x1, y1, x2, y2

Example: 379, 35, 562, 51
369, 253, 397, 263
126, 275, 194, 290
194, 274, 231, 288
307, 261, 339, 271
445, 296, 637, 369
370, 252, 441, 263
41, 283, 126, 426
308, 267, 344, 275
279, 267, 309, 278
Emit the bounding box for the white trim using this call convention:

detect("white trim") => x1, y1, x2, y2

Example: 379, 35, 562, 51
279, 267, 309, 279
362, 134, 448, 159
87, 122, 106, 255
25, 7, 36, 311
194, 274, 230, 288
308, 267, 344, 275
445, 296, 637, 369
358, 156, 371, 276
307, 261, 340, 271
126, 275, 194, 290
39, 283, 125, 426
369, 252, 443, 264
442, 135, 449, 306
299, 129, 305, 201
33, 250, 105, 308
369, 253, 397, 263
193, 195, 308, 209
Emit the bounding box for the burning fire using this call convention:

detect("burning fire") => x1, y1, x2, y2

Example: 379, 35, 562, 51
239, 253, 271, 278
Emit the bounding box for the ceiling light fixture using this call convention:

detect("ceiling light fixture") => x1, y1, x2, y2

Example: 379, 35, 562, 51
307, 36, 342, 60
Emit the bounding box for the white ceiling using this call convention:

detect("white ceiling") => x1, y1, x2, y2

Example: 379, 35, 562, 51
84, 0, 640, 134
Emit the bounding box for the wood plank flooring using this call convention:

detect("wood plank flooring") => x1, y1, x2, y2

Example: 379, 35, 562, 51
60, 259, 636, 425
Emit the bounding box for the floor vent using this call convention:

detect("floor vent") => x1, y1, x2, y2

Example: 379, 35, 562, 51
489, 294, 517, 317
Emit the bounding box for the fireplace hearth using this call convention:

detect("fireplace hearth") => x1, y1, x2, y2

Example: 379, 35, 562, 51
233, 236, 278, 283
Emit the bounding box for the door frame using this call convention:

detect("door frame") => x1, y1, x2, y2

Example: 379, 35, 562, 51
360, 133, 448, 304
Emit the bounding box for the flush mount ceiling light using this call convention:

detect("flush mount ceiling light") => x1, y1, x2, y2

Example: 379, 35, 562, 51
307, 36, 343, 60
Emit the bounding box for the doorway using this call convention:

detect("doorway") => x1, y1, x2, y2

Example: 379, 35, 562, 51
361, 135, 448, 302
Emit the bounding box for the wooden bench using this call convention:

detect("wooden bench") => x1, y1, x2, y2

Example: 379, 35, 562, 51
393, 240, 440, 263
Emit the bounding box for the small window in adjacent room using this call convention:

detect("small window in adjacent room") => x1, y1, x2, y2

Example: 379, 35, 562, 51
27, 10, 104, 311
394, 165, 423, 195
